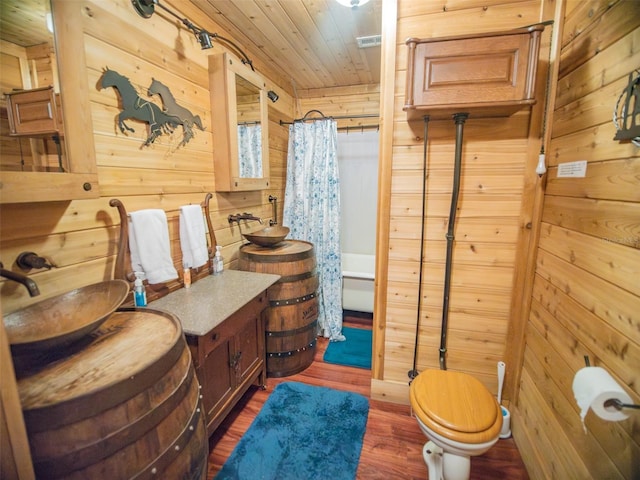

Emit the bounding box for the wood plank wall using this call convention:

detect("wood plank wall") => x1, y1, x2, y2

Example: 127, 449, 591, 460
297, 84, 381, 129
0, 0, 292, 313
512, 1, 640, 478
372, 0, 547, 404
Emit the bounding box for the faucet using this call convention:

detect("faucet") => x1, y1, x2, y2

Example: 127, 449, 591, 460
0, 262, 40, 297
228, 212, 263, 224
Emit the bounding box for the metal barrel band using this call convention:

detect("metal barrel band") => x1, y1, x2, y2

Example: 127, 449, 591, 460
266, 319, 318, 338
267, 338, 317, 358
270, 291, 316, 307
277, 269, 317, 283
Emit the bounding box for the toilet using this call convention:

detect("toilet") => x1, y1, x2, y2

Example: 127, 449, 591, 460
409, 369, 503, 480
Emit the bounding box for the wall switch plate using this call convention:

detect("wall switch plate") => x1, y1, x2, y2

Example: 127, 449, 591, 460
557, 160, 587, 178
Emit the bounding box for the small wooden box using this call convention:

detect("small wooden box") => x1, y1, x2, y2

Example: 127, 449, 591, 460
5, 86, 62, 136
404, 25, 544, 120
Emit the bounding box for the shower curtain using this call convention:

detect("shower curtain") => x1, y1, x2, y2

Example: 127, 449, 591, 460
237, 124, 262, 177
283, 118, 345, 341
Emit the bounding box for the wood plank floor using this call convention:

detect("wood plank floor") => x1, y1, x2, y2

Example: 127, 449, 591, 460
206, 317, 529, 479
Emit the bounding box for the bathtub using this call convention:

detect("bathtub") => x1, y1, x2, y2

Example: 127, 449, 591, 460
341, 253, 375, 313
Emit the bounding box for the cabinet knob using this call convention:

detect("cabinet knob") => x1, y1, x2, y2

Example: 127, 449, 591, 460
211, 332, 219, 341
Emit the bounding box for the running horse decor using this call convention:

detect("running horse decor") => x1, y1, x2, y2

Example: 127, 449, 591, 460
148, 78, 204, 146
100, 68, 182, 146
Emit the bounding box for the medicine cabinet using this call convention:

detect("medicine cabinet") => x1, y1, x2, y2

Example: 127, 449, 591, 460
0, 0, 99, 204
209, 52, 270, 192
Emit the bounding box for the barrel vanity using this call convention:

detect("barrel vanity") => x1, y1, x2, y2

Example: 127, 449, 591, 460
15, 308, 209, 479
11, 269, 279, 478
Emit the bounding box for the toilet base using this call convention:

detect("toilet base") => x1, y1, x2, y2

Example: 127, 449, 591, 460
422, 441, 471, 480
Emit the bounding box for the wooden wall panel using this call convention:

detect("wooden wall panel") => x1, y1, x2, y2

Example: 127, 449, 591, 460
374, 1, 540, 403
0, 0, 291, 313
513, 0, 640, 477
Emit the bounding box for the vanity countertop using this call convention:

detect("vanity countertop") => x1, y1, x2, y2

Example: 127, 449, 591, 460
149, 269, 280, 336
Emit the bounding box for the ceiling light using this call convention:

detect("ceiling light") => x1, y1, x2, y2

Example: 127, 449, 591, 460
335, 0, 371, 8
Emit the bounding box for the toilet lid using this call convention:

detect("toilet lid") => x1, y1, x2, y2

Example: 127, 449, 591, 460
410, 369, 499, 435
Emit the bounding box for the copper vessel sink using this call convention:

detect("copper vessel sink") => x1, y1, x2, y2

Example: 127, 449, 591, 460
243, 226, 290, 247
4, 280, 129, 355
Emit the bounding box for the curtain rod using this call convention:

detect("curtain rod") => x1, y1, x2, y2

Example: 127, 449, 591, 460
279, 111, 379, 126
337, 124, 379, 132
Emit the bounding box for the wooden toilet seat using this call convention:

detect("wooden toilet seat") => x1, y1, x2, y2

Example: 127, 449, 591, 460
410, 369, 502, 444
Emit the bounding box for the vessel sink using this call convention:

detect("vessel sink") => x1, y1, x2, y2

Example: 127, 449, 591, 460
243, 226, 290, 247
4, 280, 129, 355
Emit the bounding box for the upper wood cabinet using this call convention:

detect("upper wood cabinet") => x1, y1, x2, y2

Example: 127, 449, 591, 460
209, 53, 270, 192
5, 86, 62, 136
0, 0, 99, 204
404, 25, 544, 120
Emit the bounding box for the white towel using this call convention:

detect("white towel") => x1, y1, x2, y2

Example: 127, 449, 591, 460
129, 209, 178, 284
179, 205, 209, 269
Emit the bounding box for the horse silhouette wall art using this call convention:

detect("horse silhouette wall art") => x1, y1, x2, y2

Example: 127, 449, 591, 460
100, 68, 180, 146
148, 79, 204, 147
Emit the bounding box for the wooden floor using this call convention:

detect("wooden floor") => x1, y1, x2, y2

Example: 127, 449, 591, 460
206, 317, 529, 479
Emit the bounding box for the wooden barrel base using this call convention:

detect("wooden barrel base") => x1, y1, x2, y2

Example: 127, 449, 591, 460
18, 308, 207, 480
239, 240, 319, 377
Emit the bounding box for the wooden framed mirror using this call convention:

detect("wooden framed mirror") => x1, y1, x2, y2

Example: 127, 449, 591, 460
0, 0, 98, 204
209, 52, 269, 192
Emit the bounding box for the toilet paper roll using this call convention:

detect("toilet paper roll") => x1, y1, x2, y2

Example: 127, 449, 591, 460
572, 366, 632, 433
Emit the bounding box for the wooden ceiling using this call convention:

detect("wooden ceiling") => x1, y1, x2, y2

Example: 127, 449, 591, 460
193, 0, 383, 92
0, 0, 52, 48
0, 0, 382, 93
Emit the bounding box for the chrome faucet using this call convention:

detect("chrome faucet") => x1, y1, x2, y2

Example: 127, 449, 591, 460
0, 262, 40, 297
228, 212, 263, 224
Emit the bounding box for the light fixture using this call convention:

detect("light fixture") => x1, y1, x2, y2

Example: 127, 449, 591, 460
335, 0, 371, 8
45, 12, 54, 34
267, 90, 279, 103
197, 31, 213, 50
131, 0, 254, 68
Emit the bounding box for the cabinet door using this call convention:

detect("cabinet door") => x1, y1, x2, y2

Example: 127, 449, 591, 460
199, 334, 234, 432
233, 310, 264, 384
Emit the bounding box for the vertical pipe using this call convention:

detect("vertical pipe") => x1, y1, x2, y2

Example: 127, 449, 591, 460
439, 113, 469, 370
408, 116, 429, 382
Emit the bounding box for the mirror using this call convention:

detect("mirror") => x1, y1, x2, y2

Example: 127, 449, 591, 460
210, 53, 269, 192
0, 0, 98, 203
0, 0, 64, 173
236, 75, 263, 178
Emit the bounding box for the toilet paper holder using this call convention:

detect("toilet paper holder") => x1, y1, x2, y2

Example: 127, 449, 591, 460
584, 356, 640, 411
605, 398, 640, 411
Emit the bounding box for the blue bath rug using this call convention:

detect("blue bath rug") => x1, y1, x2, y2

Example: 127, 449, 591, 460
323, 327, 372, 369
215, 382, 369, 480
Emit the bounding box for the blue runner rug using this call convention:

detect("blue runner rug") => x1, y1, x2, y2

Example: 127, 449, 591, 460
215, 382, 369, 480
323, 327, 372, 369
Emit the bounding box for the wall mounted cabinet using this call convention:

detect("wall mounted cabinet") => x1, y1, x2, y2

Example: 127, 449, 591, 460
404, 25, 544, 120
5, 86, 62, 137
209, 52, 270, 192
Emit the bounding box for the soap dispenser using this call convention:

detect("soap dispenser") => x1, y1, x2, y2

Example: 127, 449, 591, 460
213, 246, 224, 275
133, 272, 147, 307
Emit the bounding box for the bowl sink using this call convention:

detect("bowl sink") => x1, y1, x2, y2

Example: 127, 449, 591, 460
243, 226, 290, 247
4, 279, 129, 355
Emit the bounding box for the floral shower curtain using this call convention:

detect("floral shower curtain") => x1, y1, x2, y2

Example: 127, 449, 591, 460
238, 124, 262, 177
283, 118, 344, 341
